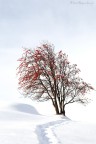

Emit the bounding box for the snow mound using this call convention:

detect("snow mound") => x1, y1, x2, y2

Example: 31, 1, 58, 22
0, 102, 43, 122
10, 103, 39, 115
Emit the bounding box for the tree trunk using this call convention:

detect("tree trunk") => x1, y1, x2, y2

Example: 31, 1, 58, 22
53, 100, 59, 114
59, 101, 65, 116
52, 98, 65, 116
54, 103, 65, 116
59, 108, 65, 116
55, 108, 59, 114
62, 105, 65, 116
62, 109, 65, 116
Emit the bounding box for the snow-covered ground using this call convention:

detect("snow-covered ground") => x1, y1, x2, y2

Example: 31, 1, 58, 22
0, 101, 96, 144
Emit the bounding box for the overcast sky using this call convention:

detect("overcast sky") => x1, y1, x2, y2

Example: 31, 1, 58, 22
0, 0, 96, 120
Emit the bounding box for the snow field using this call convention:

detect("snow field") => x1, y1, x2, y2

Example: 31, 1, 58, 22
0, 101, 96, 144
52, 121, 96, 144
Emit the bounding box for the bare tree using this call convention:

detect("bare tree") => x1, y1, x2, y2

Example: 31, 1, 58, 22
17, 43, 94, 115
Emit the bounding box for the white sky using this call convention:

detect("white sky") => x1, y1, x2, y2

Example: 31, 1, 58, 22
0, 0, 96, 121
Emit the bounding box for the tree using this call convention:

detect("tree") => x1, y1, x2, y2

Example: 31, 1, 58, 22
17, 43, 94, 115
